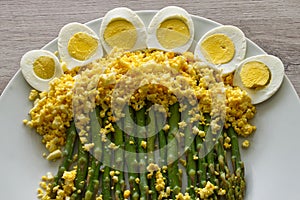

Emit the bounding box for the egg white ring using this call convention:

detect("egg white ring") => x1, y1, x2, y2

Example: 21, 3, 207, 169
58, 22, 103, 70
147, 6, 195, 53
99, 7, 147, 53
20, 50, 63, 91
194, 25, 246, 75
233, 55, 285, 104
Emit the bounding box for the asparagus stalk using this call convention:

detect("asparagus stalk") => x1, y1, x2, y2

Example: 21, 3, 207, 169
201, 114, 219, 200
136, 107, 149, 200
196, 123, 207, 188
182, 109, 196, 198
215, 132, 235, 200
84, 108, 103, 200
51, 121, 77, 197
167, 102, 181, 197
228, 126, 246, 200
156, 110, 169, 190
203, 115, 218, 186
71, 140, 89, 200
228, 127, 244, 177
84, 157, 101, 200
93, 107, 103, 160
114, 121, 125, 200
124, 106, 140, 200
157, 111, 167, 166
101, 115, 112, 200
147, 107, 158, 199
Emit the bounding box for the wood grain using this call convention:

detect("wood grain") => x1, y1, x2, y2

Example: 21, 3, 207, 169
1, 0, 299, 97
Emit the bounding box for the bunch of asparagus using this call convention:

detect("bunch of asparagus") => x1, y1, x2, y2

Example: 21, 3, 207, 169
48, 102, 246, 200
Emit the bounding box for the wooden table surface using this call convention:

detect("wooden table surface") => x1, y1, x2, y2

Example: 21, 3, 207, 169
1, 0, 299, 97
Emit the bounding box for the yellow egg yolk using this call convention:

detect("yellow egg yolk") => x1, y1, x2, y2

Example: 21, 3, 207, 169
33, 56, 55, 79
201, 33, 235, 64
240, 61, 271, 88
67, 32, 98, 61
157, 18, 190, 49
104, 19, 137, 50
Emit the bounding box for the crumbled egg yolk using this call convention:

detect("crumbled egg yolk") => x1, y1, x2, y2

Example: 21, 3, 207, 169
196, 181, 217, 199
135, 177, 140, 184
28, 89, 39, 101
147, 163, 160, 179
112, 175, 119, 183
201, 33, 235, 64
155, 170, 165, 192
144, 167, 171, 199
67, 32, 98, 61
225, 85, 256, 136
240, 61, 271, 89
218, 188, 226, 196
175, 192, 191, 200
46, 149, 62, 160
33, 56, 55, 79
129, 140, 135, 145
163, 124, 170, 131
23, 74, 74, 155
242, 139, 250, 148
155, 169, 171, 200
157, 18, 190, 49
104, 19, 137, 49
179, 158, 187, 167
178, 120, 187, 129
141, 140, 147, 149
61, 170, 77, 193
223, 135, 232, 149
109, 170, 115, 177
108, 142, 118, 150
95, 195, 103, 200
123, 190, 131, 199
37, 169, 76, 200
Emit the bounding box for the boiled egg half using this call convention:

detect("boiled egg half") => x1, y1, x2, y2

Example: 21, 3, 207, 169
58, 22, 103, 69
99, 7, 147, 53
233, 54, 284, 104
20, 50, 63, 91
147, 6, 194, 53
194, 25, 246, 75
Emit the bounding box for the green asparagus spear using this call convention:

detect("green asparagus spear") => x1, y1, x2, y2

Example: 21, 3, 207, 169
51, 121, 77, 197
156, 110, 169, 188
204, 115, 218, 186
228, 126, 246, 200
84, 108, 103, 200
228, 127, 243, 177
136, 107, 149, 200
147, 107, 158, 199
167, 102, 181, 197
114, 121, 125, 200
84, 157, 101, 200
200, 114, 219, 200
101, 115, 112, 200
157, 111, 167, 166
196, 123, 207, 188
215, 132, 235, 200
71, 140, 89, 200
182, 108, 196, 198
124, 106, 140, 200
93, 107, 103, 161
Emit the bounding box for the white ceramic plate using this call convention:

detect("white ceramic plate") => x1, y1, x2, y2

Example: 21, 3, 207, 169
1, 11, 300, 200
